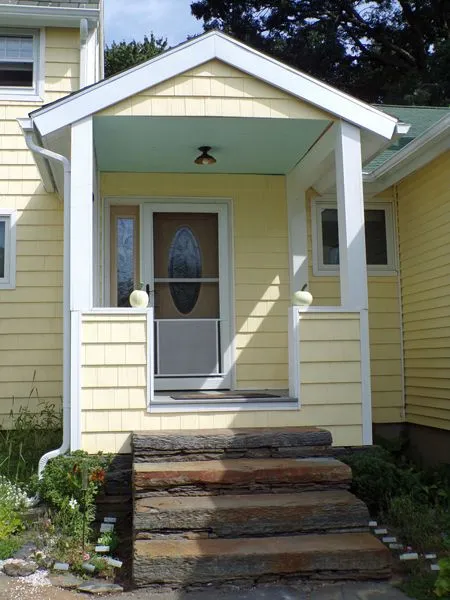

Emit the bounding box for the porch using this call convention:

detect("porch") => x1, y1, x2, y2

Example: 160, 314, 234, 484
22, 35, 400, 454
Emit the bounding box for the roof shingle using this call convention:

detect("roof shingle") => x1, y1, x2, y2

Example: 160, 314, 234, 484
365, 105, 450, 172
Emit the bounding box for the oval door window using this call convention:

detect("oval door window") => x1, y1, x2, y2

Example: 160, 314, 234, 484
168, 226, 201, 314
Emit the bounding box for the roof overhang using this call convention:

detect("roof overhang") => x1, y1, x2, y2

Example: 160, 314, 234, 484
0, 3, 100, 28
29, 31, 398, 141
364, 114, 450, 193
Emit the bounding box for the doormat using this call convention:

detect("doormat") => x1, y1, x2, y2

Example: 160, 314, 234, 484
170, 392, 280, 400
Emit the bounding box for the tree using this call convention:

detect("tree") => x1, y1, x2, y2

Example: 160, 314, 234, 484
190, 0, 450, 105
105, 34, 168, 78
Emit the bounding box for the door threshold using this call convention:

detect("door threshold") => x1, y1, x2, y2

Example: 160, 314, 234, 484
149, 390, 299, 413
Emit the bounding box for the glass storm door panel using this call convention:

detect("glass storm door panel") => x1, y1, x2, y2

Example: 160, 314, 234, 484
151, 212, 223, 387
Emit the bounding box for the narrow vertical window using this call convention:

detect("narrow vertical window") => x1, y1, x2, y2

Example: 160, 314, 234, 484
0, 210, 17, 290
110, 206, 140, 307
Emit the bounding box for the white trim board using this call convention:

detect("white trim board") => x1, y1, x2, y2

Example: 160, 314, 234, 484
30, 31, 397, 139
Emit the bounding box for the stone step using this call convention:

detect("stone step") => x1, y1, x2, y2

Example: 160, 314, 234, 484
134, 490, 369, 537
133, 457, 351, 496
133, 532, 391, 586
132, 427, 332, 462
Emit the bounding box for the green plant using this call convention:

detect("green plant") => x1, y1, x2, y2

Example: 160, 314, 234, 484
97, 530, 119, 552
385, 495, 448, 553
0, 390, 62, 484
0, 536, 22, 560
37, 451, 110, 545
435, 558, 450, 598
0, 476, 28, 541
399, 569, 438, 600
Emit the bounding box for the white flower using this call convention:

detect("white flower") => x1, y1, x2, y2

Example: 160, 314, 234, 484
68, 498, 78, 510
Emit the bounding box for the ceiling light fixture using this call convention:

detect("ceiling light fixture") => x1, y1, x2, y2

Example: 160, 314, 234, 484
194, 146, 216, 166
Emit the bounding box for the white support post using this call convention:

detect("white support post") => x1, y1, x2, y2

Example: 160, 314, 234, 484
335, 120, 372, 444
70, 117, 93, 451
70, 116, 94, 312
335, 120, 368, 310
288, 306, 300, 401
70, 310, 82, 451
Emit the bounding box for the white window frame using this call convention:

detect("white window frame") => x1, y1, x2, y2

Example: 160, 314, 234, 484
0, 28, 44, 102
0, 209, 17, 290
312, 198, 397, 277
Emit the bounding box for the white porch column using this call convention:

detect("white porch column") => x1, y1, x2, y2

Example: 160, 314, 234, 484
335, 120, 372, 444
70, 116, 94, 311
286, 177, 308, 295
335, 120, 368, 310
70, 116, 93, 451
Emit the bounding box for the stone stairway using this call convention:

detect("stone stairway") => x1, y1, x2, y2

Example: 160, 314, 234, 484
131, 428, 390, 588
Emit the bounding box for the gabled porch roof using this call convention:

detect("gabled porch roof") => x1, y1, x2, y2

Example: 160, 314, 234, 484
29, 30, 398, 141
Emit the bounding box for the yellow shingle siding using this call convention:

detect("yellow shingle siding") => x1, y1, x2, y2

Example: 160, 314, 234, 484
99, 59, 334, 120
398, 151, 450, 431
0, 28, 80, 426
305, 190, 404, 424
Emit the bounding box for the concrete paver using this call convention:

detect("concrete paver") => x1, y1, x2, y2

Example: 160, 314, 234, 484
0, 574, 412, 600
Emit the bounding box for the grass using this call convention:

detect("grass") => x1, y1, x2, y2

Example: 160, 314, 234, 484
0, 380, 62, 485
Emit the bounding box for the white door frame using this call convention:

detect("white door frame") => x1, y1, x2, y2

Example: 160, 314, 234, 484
142, 201, 232, 390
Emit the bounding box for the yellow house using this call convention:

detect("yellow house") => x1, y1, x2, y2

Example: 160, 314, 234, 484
1, 1, 449, 468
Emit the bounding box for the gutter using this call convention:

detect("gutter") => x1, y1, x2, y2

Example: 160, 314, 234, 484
19, 119, 72, 479
0, 3, 100, 26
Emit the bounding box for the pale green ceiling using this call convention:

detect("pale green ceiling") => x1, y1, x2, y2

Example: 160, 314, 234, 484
93, 116, 331, 175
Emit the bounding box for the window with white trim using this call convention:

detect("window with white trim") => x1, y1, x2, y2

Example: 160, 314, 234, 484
0, 210, 17, 290
0, 30, 42, 100
313, 200, 396, 275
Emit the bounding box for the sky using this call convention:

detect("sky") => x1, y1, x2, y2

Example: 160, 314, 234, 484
105, 0, 204, 46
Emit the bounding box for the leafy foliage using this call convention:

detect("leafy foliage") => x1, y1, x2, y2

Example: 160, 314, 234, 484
343, 446, 450, 517
435, 557, 450, 598
190, 0, 450, 105
0, 536, 22, 560
105, 33, 168, 78
37, 451, 110, 543
385, 495, 449, 553
0, 476, 28, 542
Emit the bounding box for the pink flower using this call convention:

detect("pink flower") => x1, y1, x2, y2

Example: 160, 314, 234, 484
83, 553, 90, 561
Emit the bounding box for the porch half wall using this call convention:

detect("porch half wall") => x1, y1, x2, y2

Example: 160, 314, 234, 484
80, 310, 363, 453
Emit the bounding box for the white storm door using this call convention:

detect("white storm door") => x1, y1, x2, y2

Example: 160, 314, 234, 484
142, 203, 231, 391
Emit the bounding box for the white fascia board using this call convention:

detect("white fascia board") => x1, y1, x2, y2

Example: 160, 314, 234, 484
32, 34, 216, 136
30, 30, 397, 139
364, 114, 450, 192
0, 4, 99, 27
214, 35, 397, 139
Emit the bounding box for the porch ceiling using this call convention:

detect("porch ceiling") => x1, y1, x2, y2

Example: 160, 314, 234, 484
93, 116, 331, 175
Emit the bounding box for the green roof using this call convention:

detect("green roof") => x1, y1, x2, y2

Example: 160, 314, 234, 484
365, 105, 450, 173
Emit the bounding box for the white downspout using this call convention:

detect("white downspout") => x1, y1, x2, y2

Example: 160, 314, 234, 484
21, 126, 71, 478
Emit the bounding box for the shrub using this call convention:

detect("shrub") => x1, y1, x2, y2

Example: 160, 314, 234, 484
435, 557, 450, 598
37, 451, 110, 543
0, 476, 28, 541
0, 537, 22, 560
385, 495, 448, 553
342, 447, 422, 515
